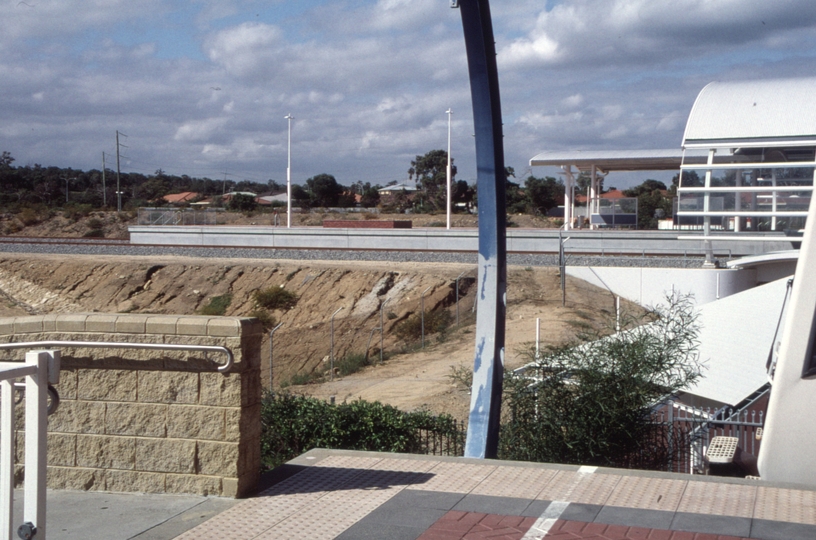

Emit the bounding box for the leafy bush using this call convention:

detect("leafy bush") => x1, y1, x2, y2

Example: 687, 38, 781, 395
87, 217, 104, 230
199, 293, 232, 316
260, 393, 464, 469
63, 204, 93, 221
227, 193, 258, 212
83, 229, 105, 238
18, 209, 38, 226
499, 295, 702, 469
336, 353, 369, 377
253, 286, 298, 310
394, 309, 452, 341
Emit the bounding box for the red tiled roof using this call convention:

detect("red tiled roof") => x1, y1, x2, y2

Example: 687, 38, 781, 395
162, 192, 199, 203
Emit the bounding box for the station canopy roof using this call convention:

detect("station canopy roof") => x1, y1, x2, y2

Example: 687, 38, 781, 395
683, 77, 816, 146
529, 149, 684, 173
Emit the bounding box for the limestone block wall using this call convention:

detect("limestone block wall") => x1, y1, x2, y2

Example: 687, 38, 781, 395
0, 314, 263, 498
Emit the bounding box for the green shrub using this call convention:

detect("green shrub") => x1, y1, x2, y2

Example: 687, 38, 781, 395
498, 295, 702, 469
17, 207, 44, 226
83, 229, 105, 238
335, 353, 369, 377
63, 204, 93, 221
394, 309, 453, 341
288, 372, 319, 386
253, 286, 298, 310
87, 217, 104, 230
199, 293, 232, 316
260, 393, 464, 469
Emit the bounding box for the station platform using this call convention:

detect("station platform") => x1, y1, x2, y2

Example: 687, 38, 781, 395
169, 448, 816, 540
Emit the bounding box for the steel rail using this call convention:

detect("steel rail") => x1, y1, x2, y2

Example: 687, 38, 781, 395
0, 341, 233, 373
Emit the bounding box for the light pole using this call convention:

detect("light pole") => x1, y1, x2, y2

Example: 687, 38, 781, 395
330, 307, 343, 381
446, 108, 453, 230
285, 114, 294, 228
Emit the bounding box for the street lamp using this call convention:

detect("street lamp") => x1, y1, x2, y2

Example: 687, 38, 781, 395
285, 114, 294, 228
446, 108, 453, 230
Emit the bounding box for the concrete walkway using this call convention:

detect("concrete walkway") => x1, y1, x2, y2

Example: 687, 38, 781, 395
26, 448, 816, 539
10, 489, 236, 540
173, 449, 816, 540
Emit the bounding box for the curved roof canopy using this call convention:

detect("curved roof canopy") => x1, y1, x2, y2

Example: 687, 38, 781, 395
684, 77, 816, 146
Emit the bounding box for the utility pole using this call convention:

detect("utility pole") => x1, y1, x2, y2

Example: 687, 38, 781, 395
102, 152, 107, 207
116, 131, 128, 213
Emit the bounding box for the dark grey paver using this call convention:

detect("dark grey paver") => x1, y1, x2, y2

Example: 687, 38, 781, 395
559, 503, 603, 523
670, 512, 751, 538
336, 520, 426, 540
452, 494, 534, 516
360, 504, 448, 530
751, 518, 816, 540
521, 500, 553, 518
388, 490, 465, 511
594, 505, 675, 530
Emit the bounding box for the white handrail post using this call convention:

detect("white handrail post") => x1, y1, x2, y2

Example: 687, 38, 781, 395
25, 350, 53, 540
0, 379, 14, 538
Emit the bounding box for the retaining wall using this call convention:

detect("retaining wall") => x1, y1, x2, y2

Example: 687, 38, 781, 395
1, 314, 263, 498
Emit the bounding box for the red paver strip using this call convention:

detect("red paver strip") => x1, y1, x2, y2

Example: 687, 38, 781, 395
418, 511, 537, 540
538, 520, 751, 540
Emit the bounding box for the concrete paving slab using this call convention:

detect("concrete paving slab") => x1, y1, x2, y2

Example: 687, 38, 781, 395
10, 489, 237, 540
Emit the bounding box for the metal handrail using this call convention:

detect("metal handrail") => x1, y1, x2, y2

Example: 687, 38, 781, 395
0, 341, 234, 373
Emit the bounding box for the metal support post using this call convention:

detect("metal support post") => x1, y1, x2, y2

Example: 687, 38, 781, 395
269, 322, 284, 388
380, 298, 390, 364
455, 0, 507, 460
455, 270, 467, 326
421, 286, 431, 348
330, 307, 343, 381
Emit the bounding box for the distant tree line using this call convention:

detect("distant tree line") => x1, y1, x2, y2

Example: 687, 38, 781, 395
0, 149, 673, 228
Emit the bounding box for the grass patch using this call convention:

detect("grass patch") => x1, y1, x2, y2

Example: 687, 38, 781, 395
199, 293, 232, 316
336, 353, 369, 377
253, 286, 298, 310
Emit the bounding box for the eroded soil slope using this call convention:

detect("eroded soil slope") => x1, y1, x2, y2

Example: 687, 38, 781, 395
0, 253, 621, 418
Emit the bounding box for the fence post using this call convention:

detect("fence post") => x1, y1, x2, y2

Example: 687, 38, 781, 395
667, 400, 674, 473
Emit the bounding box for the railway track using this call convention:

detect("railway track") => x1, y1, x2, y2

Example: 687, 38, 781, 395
0, 235, 714, 268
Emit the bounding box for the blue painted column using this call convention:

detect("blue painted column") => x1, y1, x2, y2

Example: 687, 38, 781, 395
454, 0, 507, 459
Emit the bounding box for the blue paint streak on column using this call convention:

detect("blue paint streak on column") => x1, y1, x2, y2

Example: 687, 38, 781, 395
456, 0, 507, 459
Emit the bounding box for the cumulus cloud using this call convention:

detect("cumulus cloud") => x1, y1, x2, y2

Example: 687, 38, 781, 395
501, 0, 816, 69
3, 0, 816, 189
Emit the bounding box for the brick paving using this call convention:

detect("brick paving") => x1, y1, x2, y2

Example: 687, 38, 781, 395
417, 511, 537, 540
174, 449, 816, 540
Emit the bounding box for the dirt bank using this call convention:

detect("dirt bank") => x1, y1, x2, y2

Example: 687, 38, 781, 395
0, 252, 621, 418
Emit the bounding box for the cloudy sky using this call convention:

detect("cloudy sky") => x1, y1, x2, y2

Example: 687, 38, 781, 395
4, 0, 816, 189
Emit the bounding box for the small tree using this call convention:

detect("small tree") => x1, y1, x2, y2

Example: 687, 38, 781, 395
409, 150, 456, 211
227, 193, 258, 212
500, 295, 702, 469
